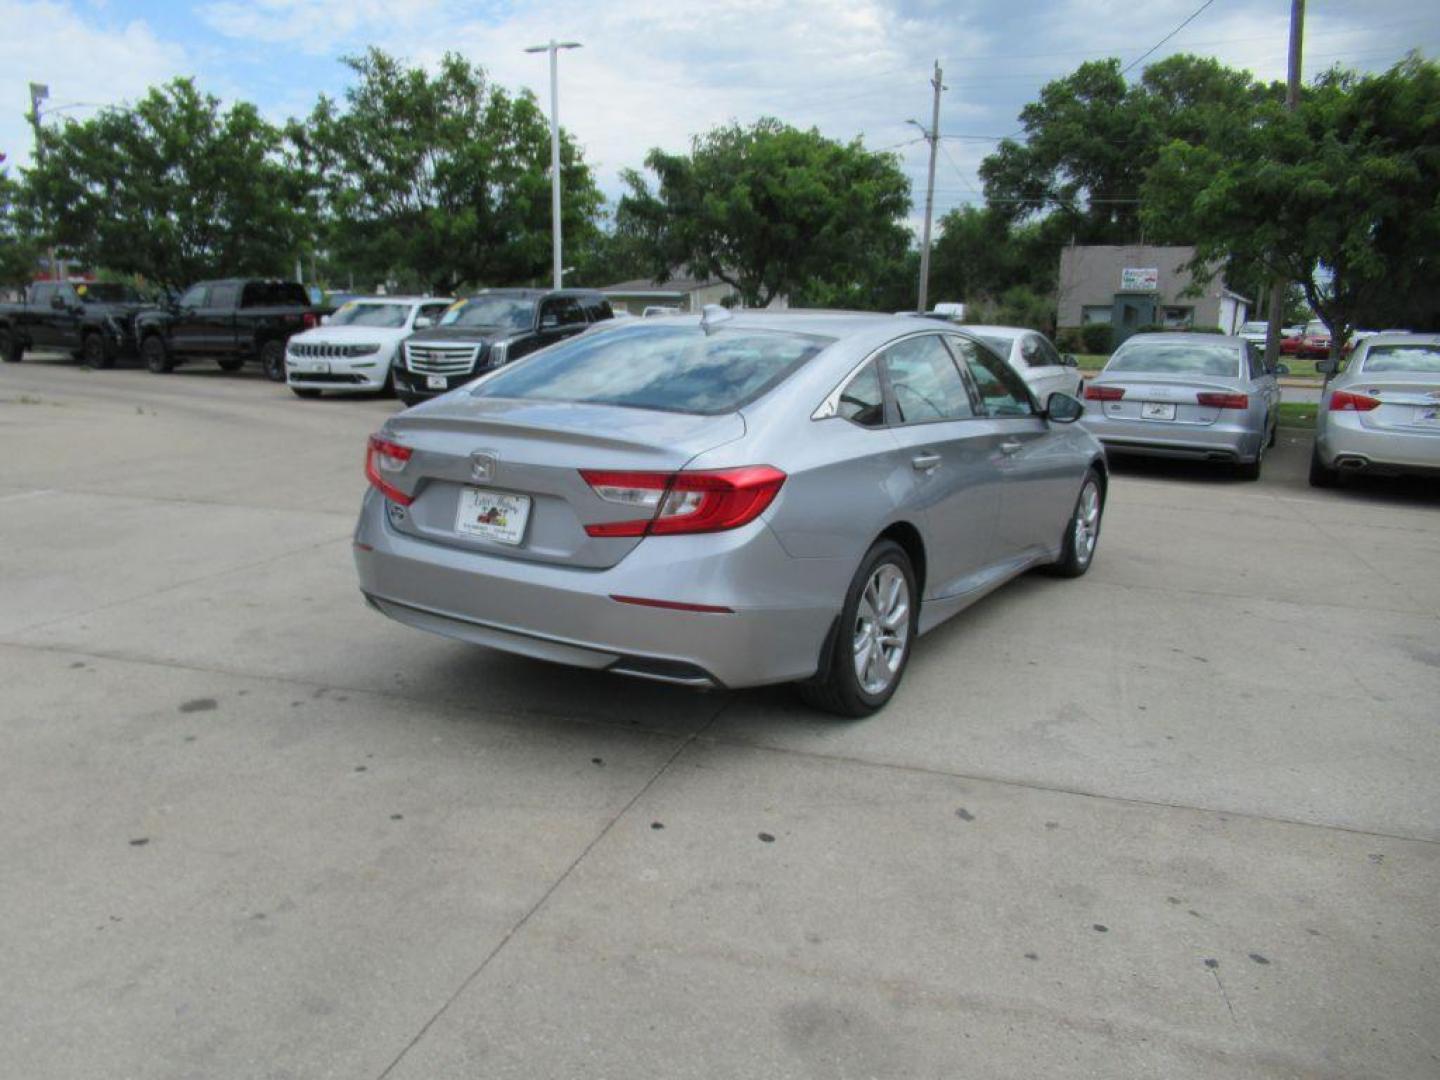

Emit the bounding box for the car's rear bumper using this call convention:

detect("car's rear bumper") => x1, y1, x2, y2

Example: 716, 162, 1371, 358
1317, 416, 1440, 475
1078, 415, 1262, 462
352, 489, 843, 689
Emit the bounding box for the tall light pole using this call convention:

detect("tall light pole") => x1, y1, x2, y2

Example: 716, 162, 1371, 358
1264, 0, 1305, 366
524, 39, 581, 290
27, 82, 62, 282
908, 61, 945, 313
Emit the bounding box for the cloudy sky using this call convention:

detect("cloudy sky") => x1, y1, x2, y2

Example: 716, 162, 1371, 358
3, 0, 1436, 225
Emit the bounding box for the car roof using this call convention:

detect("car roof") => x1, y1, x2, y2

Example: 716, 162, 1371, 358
1358, 332, 1440, 347
337, 295, 451, 304
1118, 332, 1246, 348
956, 325, 1031, 340
651, 309, 933, 339
462, 288, 606, 299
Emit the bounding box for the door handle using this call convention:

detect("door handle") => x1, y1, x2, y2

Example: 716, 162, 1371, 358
911, 452, 941, 472
1000, 441, 1023, 455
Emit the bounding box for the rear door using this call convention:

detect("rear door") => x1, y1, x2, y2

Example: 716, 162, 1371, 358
948, 335, 1073, 561
876, 332, 1001, 599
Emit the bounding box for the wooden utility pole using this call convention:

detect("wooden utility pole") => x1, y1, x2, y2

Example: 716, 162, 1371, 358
915, 62, 944, 313
1264, 0, 1305, 366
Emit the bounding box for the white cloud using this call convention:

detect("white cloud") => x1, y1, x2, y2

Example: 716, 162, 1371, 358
0, 0, 186, 171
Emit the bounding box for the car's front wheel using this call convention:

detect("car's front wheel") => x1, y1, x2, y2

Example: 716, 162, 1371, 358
0, 329, 22, 363
800, 539, 916, 718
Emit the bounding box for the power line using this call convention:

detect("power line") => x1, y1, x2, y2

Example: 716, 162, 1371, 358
1121, 0, 1219, 76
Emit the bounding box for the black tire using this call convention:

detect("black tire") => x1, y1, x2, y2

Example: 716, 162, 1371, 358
1236, 447, 1263, 481
376, 366, 395, 398
82, 332, 113, 369
1267, 416, 1278, 448
1308, 443, 1339, 488
290, 387, 321, 399
1046, 468, 1104, 578
216, 355, 246, 372
0, 328, 22, 363
259, 339, 286, 382
141, 335, 173, 373
799, 539, 917, 718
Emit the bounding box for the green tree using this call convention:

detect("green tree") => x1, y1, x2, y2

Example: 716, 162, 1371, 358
0, 172, 42, 288
296, 49, 602, 294
980, 55, 1273, 242
618, 119, 912, 308
1142, 56, 1440, 351
26, 80, 304, 288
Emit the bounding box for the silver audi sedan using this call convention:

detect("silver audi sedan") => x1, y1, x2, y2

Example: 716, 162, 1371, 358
1080, 332, 1284, 479
1310, 332, 1440, 486
354, 309, 1107, 716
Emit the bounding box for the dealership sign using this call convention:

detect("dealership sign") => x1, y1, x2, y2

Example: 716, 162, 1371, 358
1120, 267, 1159, 291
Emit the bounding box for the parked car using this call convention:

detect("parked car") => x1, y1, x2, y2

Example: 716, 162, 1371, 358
1309, 333, 1440, 487
1298, 319, 1332, 359
1279, 326, 1307, 356
0, 281, 157, 367
964, 325, 1084, 401
135, 279, 318, 380
353, 308, 1106, 716
394, 288, 613, 406
1238, 320, 1270, 347
285, 296, 453, 398
1080, 332, 1285, 479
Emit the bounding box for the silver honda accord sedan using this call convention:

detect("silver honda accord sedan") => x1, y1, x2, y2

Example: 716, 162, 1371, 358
353, 309, 1107, 716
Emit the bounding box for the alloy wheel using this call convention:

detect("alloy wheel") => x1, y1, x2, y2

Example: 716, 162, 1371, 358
852, 563, 911, 695
1073, 480, 1101, 566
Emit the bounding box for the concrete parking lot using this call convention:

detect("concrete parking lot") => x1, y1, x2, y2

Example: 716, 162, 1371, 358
3, 356, 1438, 1079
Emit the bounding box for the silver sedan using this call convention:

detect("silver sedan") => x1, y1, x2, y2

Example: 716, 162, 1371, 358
1080, 332, 1284, 479
1310, 332, 1440, 486
353, 310, 1107, 716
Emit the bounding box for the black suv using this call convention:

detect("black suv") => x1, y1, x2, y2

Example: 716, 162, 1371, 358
394, 288, 613, 405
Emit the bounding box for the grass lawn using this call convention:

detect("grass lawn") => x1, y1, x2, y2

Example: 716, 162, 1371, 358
1076, 354, 1109, 371
1278, 401, 1318, 429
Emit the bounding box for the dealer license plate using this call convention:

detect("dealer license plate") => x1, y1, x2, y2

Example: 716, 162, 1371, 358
308, 360, 330, 374
1141, 401, 1177, 421
454, 487, 531, 545
426, 375, 448, 390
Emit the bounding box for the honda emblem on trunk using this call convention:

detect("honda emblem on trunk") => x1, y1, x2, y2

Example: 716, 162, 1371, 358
470, 451, 498, 483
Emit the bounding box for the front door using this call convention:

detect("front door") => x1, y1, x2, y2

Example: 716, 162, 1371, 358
1111, 294, 1157, 349
170, 284, 212, 352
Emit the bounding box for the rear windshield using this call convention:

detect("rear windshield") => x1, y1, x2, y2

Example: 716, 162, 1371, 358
241, 282, 310, 308
471, 324, 832, 415
1361, 344, 1440, 374
442, 297, 535, 331
330, 302, 409, 328
975, 334, 1013, 355
1107, 342, 1240, 377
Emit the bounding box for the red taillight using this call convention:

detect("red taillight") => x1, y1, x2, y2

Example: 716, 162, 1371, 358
365, 434, 413, 505
303, 312, 319, 329
609, 595, 734, 614
1084, 384, 1125, 401
1329, 389, 1380, 412
580, 466, 786, 537
1196, 392, 1249, 410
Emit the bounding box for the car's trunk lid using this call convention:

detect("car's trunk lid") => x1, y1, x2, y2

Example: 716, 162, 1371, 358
379, 397, 747, 568
1091, 372, 1243, 426
1348, 374, 1440, 435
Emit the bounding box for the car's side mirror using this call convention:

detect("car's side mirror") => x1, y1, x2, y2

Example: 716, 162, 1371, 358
1046, 392, 1084, 424
1315, 358, 1336, 376
413, 316, 432, 330
1062, 353, 1077, 367
1275, 362, 1290, 376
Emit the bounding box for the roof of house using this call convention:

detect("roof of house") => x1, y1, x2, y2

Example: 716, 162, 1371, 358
601, 275, 724, 294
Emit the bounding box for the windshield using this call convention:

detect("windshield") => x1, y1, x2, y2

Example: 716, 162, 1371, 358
1106, 342, 1240, 377
329, 302, 410, 329
1362, 344, 1440, 374
471, 324, 832, 415
76, 284, 143, 304
441, 297, 535, 331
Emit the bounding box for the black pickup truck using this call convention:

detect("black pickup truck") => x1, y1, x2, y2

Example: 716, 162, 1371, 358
0, 281, 157, 367
135, 279, 318, 380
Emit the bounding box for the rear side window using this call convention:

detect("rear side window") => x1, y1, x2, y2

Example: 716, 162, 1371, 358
582, 297, 613, 322
1107, 342, 1240, 377
540, 296, 586, 326
949, 336, 1035, 417
472, 324, 830, 415
836, 360, 885, 427
881, 334, 974, 422
1362, 345, 1440, 373
208, 283, 240, 309
241, 281, 309, 307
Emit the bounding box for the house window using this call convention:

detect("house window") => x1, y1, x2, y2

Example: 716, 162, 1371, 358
1162, 306, 1193, 328
1081, 306, 1112, 325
